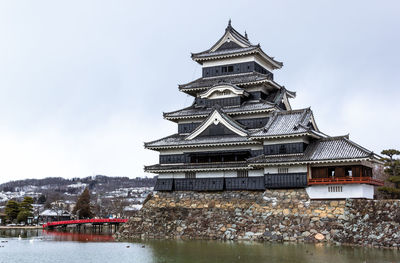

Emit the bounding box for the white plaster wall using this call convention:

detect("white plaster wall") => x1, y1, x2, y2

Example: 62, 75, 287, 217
248, 170, 264, 177
264, 165, 307, 174
196, 171, 224, 178
306, 184, 374, 199
223, 171, 237, 178
201, 55, 274, 71
157, 173, 185, 179
202, 56, 255, 67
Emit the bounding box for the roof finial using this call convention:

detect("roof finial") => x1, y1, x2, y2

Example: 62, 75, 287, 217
245, 31, 248, 39
228, 19, 232, 28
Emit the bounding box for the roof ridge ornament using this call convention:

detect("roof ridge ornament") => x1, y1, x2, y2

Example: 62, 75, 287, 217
228, 19, 232, 28
245, 31, 248, 40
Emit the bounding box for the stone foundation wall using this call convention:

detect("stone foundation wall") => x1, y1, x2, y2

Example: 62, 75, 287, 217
116, 190, 400, 248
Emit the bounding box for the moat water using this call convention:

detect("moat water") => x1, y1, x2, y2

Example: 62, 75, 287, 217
1, 229, 400, 263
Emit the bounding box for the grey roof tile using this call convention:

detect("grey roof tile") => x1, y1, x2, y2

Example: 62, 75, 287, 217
179, 72, 272, 91
251, 108, 314, 137
249, 136, 373, 164
145, 134, 253, 149
164, 101, 277, 119
192, 46, 259, 59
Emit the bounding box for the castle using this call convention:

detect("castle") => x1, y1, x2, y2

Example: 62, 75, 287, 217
144, 21, 383, 199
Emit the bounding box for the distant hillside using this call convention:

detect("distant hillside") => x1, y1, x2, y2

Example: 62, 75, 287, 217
0, 175, 156, 194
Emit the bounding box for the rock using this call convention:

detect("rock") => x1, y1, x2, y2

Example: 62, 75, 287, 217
315, 233, 325, 241
302, 231, 311, 237
283, 209, 290, 216
330, 201, 339, 207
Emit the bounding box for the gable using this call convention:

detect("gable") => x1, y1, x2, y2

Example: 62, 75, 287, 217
198, 123, 237, 137
186, 109, 248, 140
199, 84, 245, 99
210, 30, 250, 52
215, 41, 242, 51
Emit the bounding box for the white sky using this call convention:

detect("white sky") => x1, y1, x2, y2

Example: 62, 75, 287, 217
0, 0, 399, 183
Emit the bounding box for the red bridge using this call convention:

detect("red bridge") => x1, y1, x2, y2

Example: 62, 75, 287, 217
43, 218, 128, 229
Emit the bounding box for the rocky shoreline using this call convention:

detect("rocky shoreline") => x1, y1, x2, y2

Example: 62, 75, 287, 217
115, 190, 400, 248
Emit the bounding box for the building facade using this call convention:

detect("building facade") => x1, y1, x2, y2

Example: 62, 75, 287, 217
145, 21, 383, 199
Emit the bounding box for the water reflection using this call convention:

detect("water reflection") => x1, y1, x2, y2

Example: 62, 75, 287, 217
0, 230, 400, 263
43, 230, 115, 242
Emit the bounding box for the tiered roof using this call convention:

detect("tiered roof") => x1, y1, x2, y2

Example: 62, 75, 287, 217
249, 136, 377, 165
178, 72, 283, 95
144, 134, 256, 150
250, 108, 321, 139
191, 20, 283, 69
164, 100, 278, 120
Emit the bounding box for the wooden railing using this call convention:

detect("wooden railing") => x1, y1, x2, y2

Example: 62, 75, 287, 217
308, 177, 383, 186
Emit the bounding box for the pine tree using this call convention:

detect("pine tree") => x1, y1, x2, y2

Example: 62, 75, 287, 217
73, 188, 93, 219
17, 197, 34, 224
5, 200, 20, 222
378, 149, 400, 198
20, 196, 34, 212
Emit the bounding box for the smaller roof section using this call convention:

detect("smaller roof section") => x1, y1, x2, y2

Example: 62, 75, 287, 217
198, 83, 249, 99
250, 108, 320, 139
249, 136, 378, 165
191, 20, 283, 69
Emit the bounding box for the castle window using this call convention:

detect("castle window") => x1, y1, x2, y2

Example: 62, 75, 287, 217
278, 167, 289, 174
228, 66, 234, 72
237, 170, 248, 178
345, 167, 353, 177
185, 172, 196, 179
279, 145, 287, 154
328, 186, 342, 192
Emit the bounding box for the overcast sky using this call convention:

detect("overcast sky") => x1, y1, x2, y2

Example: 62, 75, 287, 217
0, 0, 399, 183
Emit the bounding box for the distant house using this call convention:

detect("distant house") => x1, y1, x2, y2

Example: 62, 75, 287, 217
39, 209, 71, 222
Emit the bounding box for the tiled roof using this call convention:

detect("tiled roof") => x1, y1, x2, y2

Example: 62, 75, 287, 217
192, 46, 259, 59
179, 72, 274, 91
190, 22, 283, 68
185, 107, 249, 140
144, 134, 256, 149
251, 108, 316, 138
249, 136, 374, 164
164, 101, 278, 120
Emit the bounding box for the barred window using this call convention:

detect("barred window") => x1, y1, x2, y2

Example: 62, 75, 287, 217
328, 186, 342, 192
237, 170, 248, 178
185, 172, 196, 179
278, 167, 289, 174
